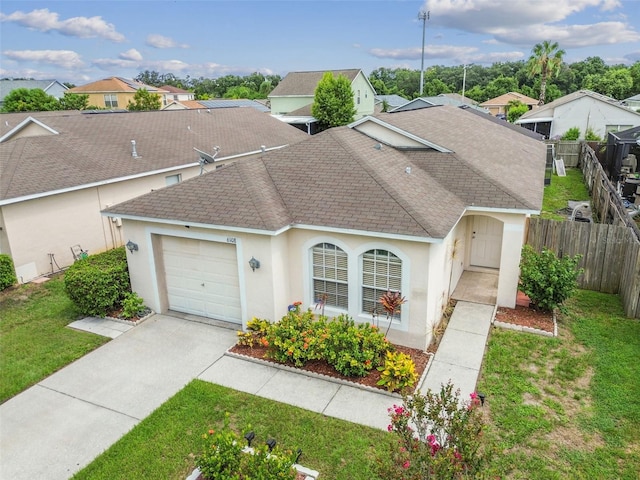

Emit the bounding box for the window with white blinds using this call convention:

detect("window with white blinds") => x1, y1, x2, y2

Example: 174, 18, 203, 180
312, 243, 348, 309
362, 249, 402, 315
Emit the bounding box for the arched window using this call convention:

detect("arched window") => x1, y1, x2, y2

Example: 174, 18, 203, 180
312, 243, 348, 309
362, 249, 402, 315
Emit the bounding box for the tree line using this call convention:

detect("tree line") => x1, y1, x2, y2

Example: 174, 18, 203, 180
2, 41, 639, 114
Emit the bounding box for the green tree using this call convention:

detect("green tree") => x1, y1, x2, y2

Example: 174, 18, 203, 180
590, 68, 634, 99
527, 41, 566, 105
484, 75, 519, 99
311, 72, 356, 128
127, 88, 161, 111
223, 85, 256, 99
57, 92, 89, 110
422, 78, 452, 96
506, 100, 528, 123
1, 88, 59, 112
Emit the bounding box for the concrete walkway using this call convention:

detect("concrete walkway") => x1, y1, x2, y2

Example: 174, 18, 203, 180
1, 301, 495, 480
419, 301, 495, 399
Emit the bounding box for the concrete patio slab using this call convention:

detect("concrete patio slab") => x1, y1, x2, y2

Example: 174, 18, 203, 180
434, 329, 488, 369
419, 361, 481, 400
255, 369, 342, 412
322, 385, 397, 430
40, 315, 237, 420
68, 316, 133, 338
0, 385, 138, 480
198, 355, 279, 395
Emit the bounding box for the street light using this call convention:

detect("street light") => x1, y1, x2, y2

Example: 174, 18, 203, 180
418, 10, 429, 96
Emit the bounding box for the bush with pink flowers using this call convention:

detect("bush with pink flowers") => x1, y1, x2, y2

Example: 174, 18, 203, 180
377, 381, 492, 479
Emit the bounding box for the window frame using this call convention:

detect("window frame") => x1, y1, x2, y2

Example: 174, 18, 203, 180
104, 94, 118, 108
311, 242, 349, 311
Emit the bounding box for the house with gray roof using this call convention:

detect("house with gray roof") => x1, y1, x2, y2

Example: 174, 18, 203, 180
104, 105, 546, 350
0, 108, 308, 282
268, 69, 376, 134
516, 89, 640, 139
0, 79, 68, 109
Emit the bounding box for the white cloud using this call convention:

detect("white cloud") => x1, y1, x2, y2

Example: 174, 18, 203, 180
422, 0, 638, 47
120, 49, 142, 61
370, 44, 477, 60
491, 21, 640, 47
146, 34, 189, 49
0, 8, 125, 42
2, 49, 84, 69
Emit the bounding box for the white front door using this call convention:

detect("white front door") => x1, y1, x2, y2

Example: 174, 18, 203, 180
162, 236, 242, 323
470, 216, 503, 269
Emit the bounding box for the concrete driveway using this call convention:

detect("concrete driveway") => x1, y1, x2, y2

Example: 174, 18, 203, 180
0, 314, 237, 480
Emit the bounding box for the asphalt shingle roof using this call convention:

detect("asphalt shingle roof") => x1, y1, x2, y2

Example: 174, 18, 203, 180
105, 106, 546, 240
269, 69, 361, 97
0, 108, 308, 201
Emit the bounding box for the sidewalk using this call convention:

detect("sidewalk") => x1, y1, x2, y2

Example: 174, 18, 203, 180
0, 301, 495, 480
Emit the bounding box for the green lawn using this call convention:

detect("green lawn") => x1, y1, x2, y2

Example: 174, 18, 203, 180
3, 275, 639, 478
478, 290, 640, 479
540, 168, 591, 220
0, 275, 109, 403
72, 380, 389, 480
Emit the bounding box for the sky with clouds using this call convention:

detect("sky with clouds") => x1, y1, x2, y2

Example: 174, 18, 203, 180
1, 0, 638, 85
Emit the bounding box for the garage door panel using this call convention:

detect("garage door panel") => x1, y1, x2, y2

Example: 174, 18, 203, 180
162, 236, 241, 324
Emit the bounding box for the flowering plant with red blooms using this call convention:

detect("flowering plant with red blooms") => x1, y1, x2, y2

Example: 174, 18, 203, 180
376, 381, 492, 479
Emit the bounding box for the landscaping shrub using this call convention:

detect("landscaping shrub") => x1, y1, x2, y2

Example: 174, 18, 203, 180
377, 350, 417, 393
378, 381, 490, 479
561, 127, 580, 140
196, 413, 297, 480
519, 245, 583, 312
266, 306, 327, 366
0, 254, 17, 290
64, 247, 130, 317
120, 291, 145, 319
323, 315, 390, 377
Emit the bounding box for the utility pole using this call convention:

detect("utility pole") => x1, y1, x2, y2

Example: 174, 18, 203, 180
462, 64, 467, 101
418, 10, 429, 97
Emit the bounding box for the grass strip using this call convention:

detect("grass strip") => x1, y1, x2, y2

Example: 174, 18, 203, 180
72, 380, 389, 480
0, 275, 109, 403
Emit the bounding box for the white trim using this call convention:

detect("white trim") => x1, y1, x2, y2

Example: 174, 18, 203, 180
515, 117, 553, 124
465, 206, 540, 215
104, 215, 446, 244
348, 115, 452, 152
0, 116, 59, 143
0, 163, 200, 206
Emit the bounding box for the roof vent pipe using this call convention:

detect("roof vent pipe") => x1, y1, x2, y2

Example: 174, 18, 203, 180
261, 145, 266, 153
131, 140, 138, 158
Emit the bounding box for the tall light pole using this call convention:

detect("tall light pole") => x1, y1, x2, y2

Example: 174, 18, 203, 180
418, 10, 429, 97
462, 64, 468, 101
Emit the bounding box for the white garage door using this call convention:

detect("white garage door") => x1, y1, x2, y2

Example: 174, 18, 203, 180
162, 236, 242, 323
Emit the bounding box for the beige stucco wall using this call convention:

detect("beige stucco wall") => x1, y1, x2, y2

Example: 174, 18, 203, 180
120, 219, 442, 350
2, 164, 201, 282
462, 211, 526, 308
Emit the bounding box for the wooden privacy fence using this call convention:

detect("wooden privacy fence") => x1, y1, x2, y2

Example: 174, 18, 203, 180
546, 140, 581, 167
527, 217, 640, 319
581, 142, 640, 240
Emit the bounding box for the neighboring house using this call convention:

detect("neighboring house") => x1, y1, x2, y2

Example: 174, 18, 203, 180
0, 108, 308, 283
268, 69, 376, 133
480, 92, 538, 116
0, 79, 68, 109
439, 93, 479, 105
104, 105, 546, 351
374, 94, 409, 112
159, 85, 194, 104
622, 93, 640, 111
516, 89, 640, 139
68, 77, 169, 109
391, 96, 490, 114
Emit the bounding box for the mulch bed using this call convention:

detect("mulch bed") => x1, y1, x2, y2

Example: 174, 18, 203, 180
229, 342, 434, 393
494, 305, 555, 333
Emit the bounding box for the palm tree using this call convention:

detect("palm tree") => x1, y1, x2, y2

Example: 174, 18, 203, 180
527, 41, 565, 105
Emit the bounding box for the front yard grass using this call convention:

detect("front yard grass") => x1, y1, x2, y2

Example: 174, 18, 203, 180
0, 274, 109, 403
72, 380, 389, 480
478, 290, 640, 479
540, 168, 591, 220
